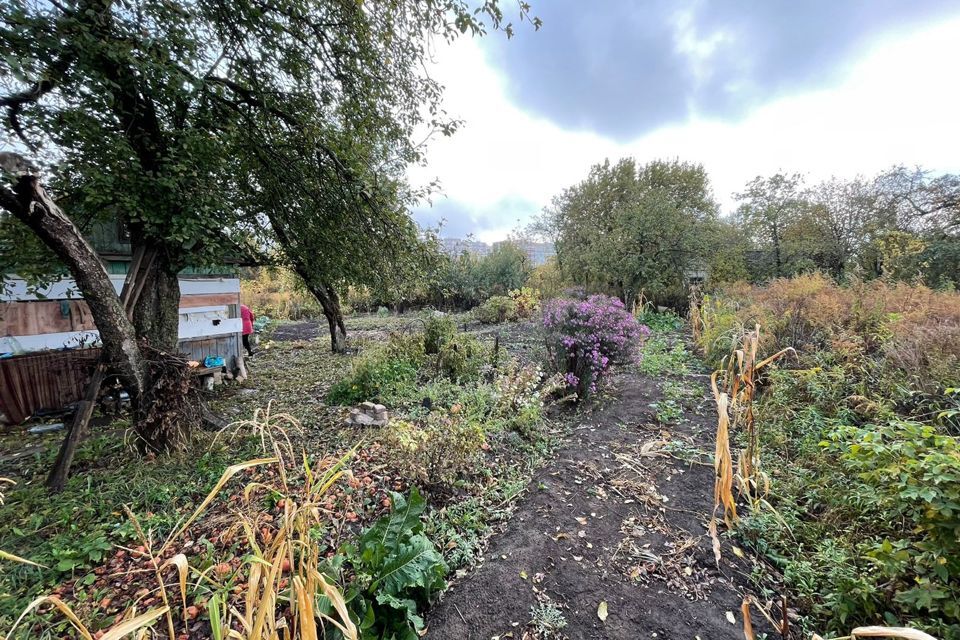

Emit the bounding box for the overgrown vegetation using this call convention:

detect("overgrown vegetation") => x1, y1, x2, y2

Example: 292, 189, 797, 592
0, 307, 569, 638
241, 267, 322, 320
697, 274, 960, 636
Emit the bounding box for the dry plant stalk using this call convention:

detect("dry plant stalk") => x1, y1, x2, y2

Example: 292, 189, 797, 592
211, 400, 304, 468
689, 285, 704, 343
5, 596, 169, 640
709, 325, 794, 562
813, 626, 938, 640
8, 415, 360, 640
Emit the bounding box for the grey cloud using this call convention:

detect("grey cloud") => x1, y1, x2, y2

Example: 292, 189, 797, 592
412, 197, 539, 238
484, 0, 959, 140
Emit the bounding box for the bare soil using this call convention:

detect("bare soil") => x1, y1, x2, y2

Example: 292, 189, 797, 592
426, 359, 766, 639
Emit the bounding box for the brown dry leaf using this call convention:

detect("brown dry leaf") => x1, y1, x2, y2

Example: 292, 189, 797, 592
708, 516, 722, 567
741, 598, 755, 640
850, 627, 937, 640
597, 601, 608, 622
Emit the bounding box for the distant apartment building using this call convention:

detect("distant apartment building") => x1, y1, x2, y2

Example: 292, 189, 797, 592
440, 238, 556, 267
492, 240, 556, 267
439, 237, 492, 258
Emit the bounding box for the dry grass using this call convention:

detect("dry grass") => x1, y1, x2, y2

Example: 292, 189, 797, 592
814, 627, 938, 640
740, 597, 938, 640
700, 274, 960, 391
211, 401, 305, 469
6, 410, 360, 640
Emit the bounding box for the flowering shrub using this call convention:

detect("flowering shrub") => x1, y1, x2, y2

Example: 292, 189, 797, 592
542, 295, 648, 398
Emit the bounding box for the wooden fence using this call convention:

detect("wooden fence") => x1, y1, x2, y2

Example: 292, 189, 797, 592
0, 349, 100, 425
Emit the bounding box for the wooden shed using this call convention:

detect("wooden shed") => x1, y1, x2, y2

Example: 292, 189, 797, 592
1, 224, 243, 423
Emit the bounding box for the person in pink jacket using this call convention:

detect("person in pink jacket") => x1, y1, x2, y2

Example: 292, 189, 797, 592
240, 304, 255, 356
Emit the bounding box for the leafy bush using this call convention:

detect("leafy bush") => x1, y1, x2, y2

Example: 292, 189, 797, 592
474, 295, 519, 324
436, 332, 488, 382
376, 416, 487, 492
542, 294, 647, 398
337, 488, 447, 639
384, 331, 426, 366
508, 287, 540, 319
821, 421, 960, 630
635, 307, 683, 333
423, 314, 456, 354
327, 352, 418, 406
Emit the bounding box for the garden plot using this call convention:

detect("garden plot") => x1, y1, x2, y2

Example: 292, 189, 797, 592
425, 333, 769, 640
0, 312, 565, 638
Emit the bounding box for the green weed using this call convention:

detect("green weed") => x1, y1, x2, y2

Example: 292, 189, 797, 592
638, 337, 694, 376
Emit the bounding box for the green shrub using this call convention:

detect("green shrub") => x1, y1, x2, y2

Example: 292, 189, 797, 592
327, 352, 418, 405
376, 415, 487, 492
821, 421, 960, 629
436, 333, 488, 382
384, 331, 427, 366
508, 287, 540, 319
423, 314, 456, 354
635, 307, 683, 333
474, 295, 519, 324
336, 488, 447, 639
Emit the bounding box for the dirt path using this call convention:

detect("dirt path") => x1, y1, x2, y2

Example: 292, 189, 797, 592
427, 357, 761, 639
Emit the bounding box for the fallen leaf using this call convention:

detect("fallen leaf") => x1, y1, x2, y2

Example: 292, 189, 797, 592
597, 601, 608, 622
575, 517, 588, 525
519, 570, 528, 580
725, 611, 736, 624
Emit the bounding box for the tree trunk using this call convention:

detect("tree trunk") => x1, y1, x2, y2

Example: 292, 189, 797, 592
1, 176, 145, 394
0, 176, 154, 490
263, 211, 346, 352
131, 249, 181, 351
303, 278, 347, 353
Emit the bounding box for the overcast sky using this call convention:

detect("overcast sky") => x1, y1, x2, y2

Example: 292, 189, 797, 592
409, 1, 960, 242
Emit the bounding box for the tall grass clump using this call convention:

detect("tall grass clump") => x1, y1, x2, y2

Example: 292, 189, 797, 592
6, 449, 358, 640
